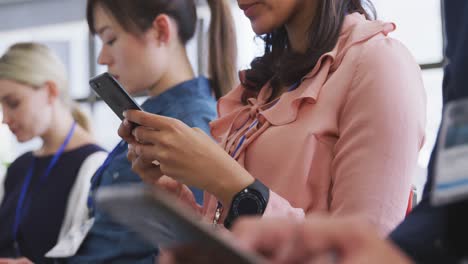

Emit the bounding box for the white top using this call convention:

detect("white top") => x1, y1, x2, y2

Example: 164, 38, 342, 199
58, 151, 107, 239
45, 150, 107, 258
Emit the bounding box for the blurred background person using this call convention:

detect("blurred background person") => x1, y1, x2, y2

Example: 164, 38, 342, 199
229, 216, 412, 264
389, 0, 468, 262
0, 42, 107, 264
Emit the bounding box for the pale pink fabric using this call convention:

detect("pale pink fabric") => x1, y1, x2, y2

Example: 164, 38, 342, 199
203, 13, 426, 235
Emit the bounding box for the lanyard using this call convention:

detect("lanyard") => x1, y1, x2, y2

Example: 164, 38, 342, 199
12, 122, 76, 256
213, 81, 302, 225
230, 119, 259, 157
87, 141, 123, 215
230, 81, 301, 158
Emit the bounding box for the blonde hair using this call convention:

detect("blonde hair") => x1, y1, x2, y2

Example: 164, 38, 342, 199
0, 42, 90, 131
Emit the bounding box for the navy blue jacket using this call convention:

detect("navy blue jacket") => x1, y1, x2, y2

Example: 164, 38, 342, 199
390, 1, 468, 263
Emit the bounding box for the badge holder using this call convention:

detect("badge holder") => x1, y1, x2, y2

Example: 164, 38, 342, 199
432, 98, 468, 206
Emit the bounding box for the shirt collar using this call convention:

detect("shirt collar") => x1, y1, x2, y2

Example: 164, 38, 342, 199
141, 76, 212, 114
212, 12, 396, 133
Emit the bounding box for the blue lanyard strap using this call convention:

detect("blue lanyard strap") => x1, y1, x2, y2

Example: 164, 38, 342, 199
12, 122, 76, 256
89, 142, 122, 191
215, 81, 301, 218
231, 119, 259, 158
87, 141, 123, 215
230, 81, 300, 159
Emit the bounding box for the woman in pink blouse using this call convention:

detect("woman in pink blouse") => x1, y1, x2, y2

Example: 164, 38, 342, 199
119, 0, 426, 235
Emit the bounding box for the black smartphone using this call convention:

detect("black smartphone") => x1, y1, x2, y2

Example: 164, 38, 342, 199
89, 72, 143, 126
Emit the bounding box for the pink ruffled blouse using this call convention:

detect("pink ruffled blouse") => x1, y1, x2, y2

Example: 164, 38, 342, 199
202, 13, 426, 235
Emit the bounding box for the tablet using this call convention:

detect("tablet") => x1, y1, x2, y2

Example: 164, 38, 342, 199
95, 184, 261, 264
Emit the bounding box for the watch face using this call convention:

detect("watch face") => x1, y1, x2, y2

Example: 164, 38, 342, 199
232, 190, 264, 216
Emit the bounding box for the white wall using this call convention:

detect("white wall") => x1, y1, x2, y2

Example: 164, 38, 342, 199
0, 0, 86, 32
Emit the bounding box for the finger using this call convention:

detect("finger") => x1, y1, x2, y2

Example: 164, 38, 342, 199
138, 170, 163, 185
134, 144, 165, 164
133, 157, 163, 181
127, 145, 137, 162
178, 184, 199, 210
272, 214, 344, 263
299, 216, 366, 258
232, 218, 298, 259
132, 126, 163, 146
152, 177, 201, 212
132, 157, 164, 184
276, 214, 369, 263
275, 227, 328, 264
155, 176, 184, 195
118, 119, 137, 143
233, 217, 292, 245
231, 217, 263, 243
300, 216, 411, 264
124, 110, 177, 131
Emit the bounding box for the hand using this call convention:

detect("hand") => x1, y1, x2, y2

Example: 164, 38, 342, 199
232, 215, 414, 264
158, 230, 245, 264
119, 110, 255, 206
128, 145, 201, 212
0, 258, 34, 264
127, 143, 162, 185
119, 119, 138, 144
158, 245, 244, 264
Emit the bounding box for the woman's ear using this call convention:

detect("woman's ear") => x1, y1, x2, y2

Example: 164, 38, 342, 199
150, 14, 173, 46
43, 80, 59, 104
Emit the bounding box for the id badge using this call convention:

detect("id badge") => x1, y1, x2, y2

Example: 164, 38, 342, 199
432, 99, 468, 206
45, 218, 95, 258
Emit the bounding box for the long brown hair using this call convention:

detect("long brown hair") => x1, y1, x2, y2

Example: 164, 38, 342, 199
242, 0, 376, 103
86, 0, 237, 99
